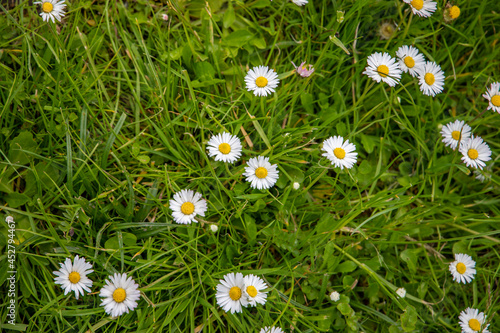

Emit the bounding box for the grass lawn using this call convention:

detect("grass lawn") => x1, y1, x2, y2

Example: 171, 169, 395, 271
0, 0, 499, 332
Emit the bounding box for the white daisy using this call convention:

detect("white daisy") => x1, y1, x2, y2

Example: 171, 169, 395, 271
322, 136, 358, 170
459, 136, 492, 170
363, 52, 402, 87
292, 0, 308, 6
216, 273, 248, 314
34, 0, 66, 23
449, 253, 477, 284
53, 255, 93, 300
207, 132, 242, 163
459, 308, 490, 333
244, 66, 280, 97
330, 291, 340, 302
403, 0, 437, 18
292, 182, 300, 190
482, 82, 500, 114
243, 274, 268, 306
440, 120, 472, 150
260, 327, 284, 333
396, 287, 406, 298
99, 273, 141, 317
417, 61, 445, 96
396, 45, 426, 77
243, 156, 279, 190
169, 189, 207, 224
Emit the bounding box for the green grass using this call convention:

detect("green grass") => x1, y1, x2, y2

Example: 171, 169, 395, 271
1, 0, 499, 332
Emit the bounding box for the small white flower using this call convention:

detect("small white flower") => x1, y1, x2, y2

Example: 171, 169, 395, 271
260, 327, 284, 333
210, 224, 219, 233
396, 287, 406, 298
243, 156, 279, 190
216, 273, 248, 313
292, 0, 308, 5
53, 255, 93, 300
207, 132, 243, 163
162, 14, 169, 21
482, 82, 500, 114
330, 291, 340, 302
292, 61, 314, 77
363, 52, 402, 87
292, 182, 300, 190
417, 61, 445, 96
169, 189, 207, 224
449, 253, 477, 284
396, 45, 426, 77
459, 308, 490, 333
403, 0, 437, 18
244, 66, 280, 97
459, 136, 492, 170
99, 273, 141, 317
440, 120, 472, 150
34, 0, 66, 23
322, 136, 358, 170
243, 274, 268, 306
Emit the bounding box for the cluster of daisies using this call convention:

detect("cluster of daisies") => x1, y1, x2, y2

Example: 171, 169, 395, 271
402, 0, 460, 22
53, 256, 141, 317
364, 45, 445, 97
168, 132, 358, 225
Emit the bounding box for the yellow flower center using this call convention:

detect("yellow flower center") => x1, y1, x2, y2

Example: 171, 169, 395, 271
449, 6, 460, 19
468, 319, 481, 332
424, 73, 435, 85
255, 76, 268, 88
218, 143, 231, 155
255, 167, 268, 179
42, 2, 54, 13
451, 131, 461, 141
491, 95, 500, 107
404, 56, 415, 68
377, 65, 389, 78
181, 202, 195, 215
411, 0, 424, 10
468, 149, 479, 160
112, 288, 127, 303
333, 147, 346, 159
456, 262, 467, 274
68, 272, 81, 284
246, 286, 258, 298
229, 286, 242, 301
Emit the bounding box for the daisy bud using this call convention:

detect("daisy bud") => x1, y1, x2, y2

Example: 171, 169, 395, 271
210, 224, 218, 233
396, 287, 406, 298
293, 182, 300, 190
330, 291, 340, 302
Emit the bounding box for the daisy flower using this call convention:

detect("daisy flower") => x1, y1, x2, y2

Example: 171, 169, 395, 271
444, 4, 460, 22
396, 45, 426, 77
449, 253, 477, 284
459, 308, 490, 333
260, 327, 284, 333
417, 61, 445, 96
207, 132, 242, 163
403, 0, 437, 18
99, 273, 141, 317
243, 274, 268, 306
363, 52, 402, 87
330, 291, 340, 302
244, 66, 280, 97
34, 0, 66, 23
322, 136, 358, 170
440, 120, 472, 150
459, 136, 492, 170
169, 189, 207, 224
482, 82, 500, 114
292, 61, 314, 77
292, 0, 308, 6
53, 255, 93, 300
216, 273, 248, 314
378, 21, 397, 40
243, 156, 279, 190
396, 287, 406, 298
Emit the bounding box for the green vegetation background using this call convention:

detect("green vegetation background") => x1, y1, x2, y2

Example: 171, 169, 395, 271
0, 0, 499, 332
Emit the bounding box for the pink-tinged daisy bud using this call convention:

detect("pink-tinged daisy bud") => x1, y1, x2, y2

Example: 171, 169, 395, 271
292, 61, 315, 78
162, 14, 169, 21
